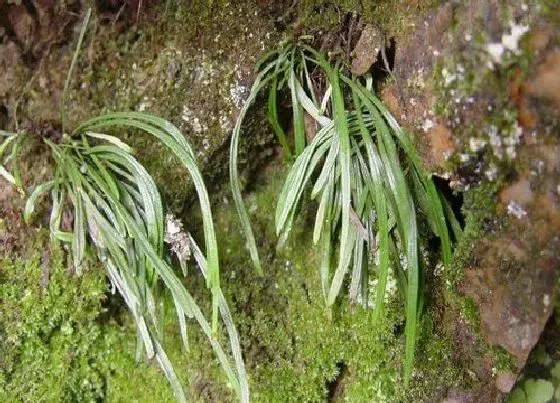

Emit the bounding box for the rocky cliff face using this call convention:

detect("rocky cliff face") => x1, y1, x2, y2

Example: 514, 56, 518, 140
373, 2, 559, 400
0, 1, 558, 401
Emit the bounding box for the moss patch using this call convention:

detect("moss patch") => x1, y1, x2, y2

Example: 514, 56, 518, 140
196, 161, 469, 402
0, 230, 173, 402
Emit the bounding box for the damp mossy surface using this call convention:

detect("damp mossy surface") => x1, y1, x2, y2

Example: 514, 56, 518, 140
0, 161, 469, 402
181, 161, 469, 402
3, 0, 557, 401
0, 230, 176, 402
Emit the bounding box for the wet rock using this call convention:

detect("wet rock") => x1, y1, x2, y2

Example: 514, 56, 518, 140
499, 178, 534, 207
377, 0, 559, 400
0, 41, 22, 98
527, 27, 551, 55
464, 145, 560, 366
443, 389, 477, 403
351, 24, 383, 76
462, 234, 555, 364
32, 0, 56, 30
7, 6, 36, 51
389, 3, 453, 125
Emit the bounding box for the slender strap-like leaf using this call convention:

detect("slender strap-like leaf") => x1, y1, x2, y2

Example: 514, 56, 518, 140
318, 61, 353, 307
61, 7, 91, 133
228, 58, 281, 275
289, 50, 306, 156
189, 235, 250, 403
351, 89, 390, 323
78, 114, 220, 315
24, 180, 56, 223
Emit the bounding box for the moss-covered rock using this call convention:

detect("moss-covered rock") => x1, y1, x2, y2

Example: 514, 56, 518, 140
0, 230, 178, 402
0, 0, 558, 401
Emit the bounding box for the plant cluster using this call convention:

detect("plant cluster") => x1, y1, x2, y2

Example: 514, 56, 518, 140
230, 40, 461, 384
2, 116, 249, 402
0, 9, 247, 403
1, 7, 461, 400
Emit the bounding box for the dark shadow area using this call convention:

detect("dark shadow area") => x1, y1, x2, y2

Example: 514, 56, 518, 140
326, 361, 348, 402
0, 105, 8, 130
433, 175, 466, 230
371, 36, 397, 90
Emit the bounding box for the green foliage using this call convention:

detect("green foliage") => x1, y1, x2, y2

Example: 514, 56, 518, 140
0, 130, 26, 193
5, 115, 249, 401
0, 232, 199, 403
230, 41, 457, 385
0, 8, 248, 402
509, 379, 555, 403
213, 167, 467, 401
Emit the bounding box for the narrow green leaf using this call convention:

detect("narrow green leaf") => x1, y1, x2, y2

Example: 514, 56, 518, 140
228, 55, 289, 275
189, 235, 249, 403
61, 7, 91, 133
84, 131, 134, 153
326, 65, 353, 306
313, 168, 335, 244
24, 180, 56, 223
70, 188, 86, 275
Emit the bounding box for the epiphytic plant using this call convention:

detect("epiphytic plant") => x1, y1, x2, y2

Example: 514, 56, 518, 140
0, 9, 248, 403
230, 40, 461, 384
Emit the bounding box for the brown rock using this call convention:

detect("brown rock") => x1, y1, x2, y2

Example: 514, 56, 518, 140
495, 371, 518, 393
351, 24, 383, 76
443, 389, 477, 403
375, 1, 559, 401
525, 51, 560, 104
379, 3, 454, 168
516, 100, 538, 129
0, 41, 23, 97
462, 236, 556, 365
528, 27, 551, 55
426, 123, 455, 167
509, 68, 538, 129
7, 6, 36, 50
380, 85, 402, 119
499, 178, 534, 206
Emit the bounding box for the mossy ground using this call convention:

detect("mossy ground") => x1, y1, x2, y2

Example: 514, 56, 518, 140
0, 229, 176, 402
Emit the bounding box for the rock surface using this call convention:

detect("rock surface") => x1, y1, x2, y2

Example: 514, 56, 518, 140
0, 0, 558, 401
378, 0, 559, 400
350, 24, 383, 76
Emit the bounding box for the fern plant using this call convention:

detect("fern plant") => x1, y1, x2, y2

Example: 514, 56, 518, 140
230, 40, 461, 384
0, 9, 248, 403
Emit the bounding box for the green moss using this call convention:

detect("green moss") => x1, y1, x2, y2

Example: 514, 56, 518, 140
6, 0, 544, 400
195, 161, 468, 402
0, 231, 123, 402
447, 181, 502, 290
298, 0, 439, 38
0, 228, 236, 402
